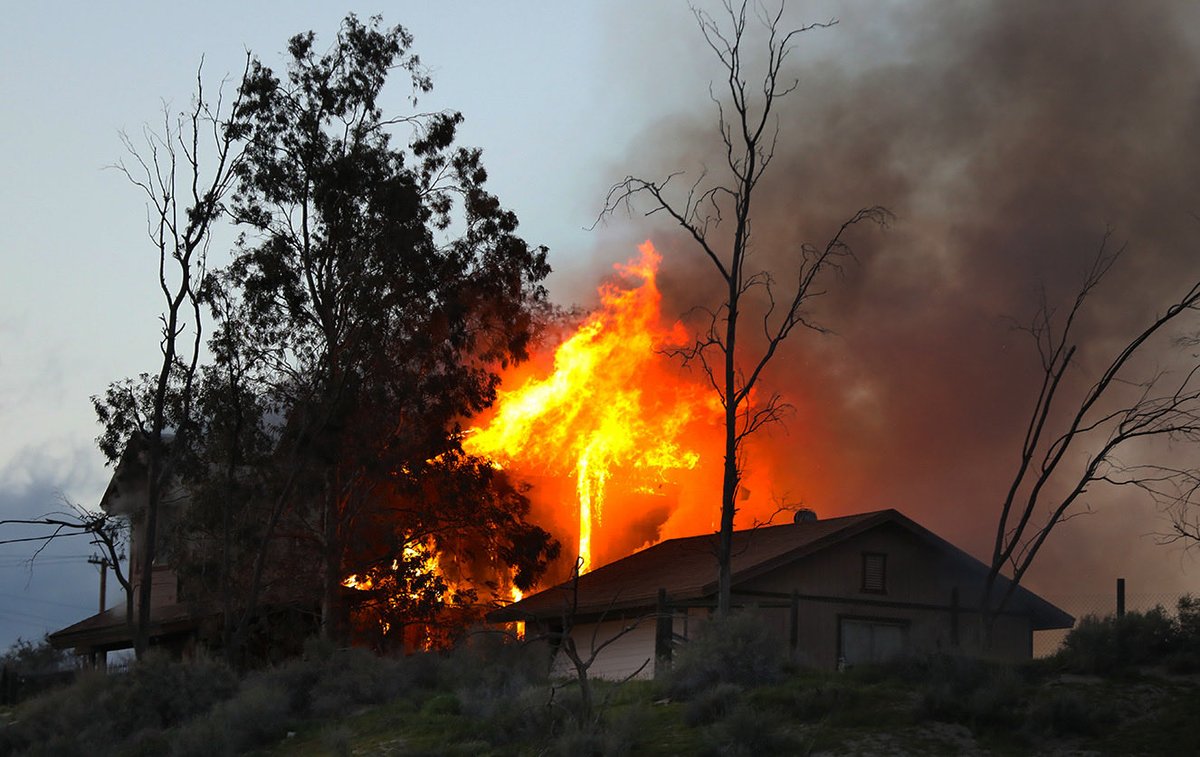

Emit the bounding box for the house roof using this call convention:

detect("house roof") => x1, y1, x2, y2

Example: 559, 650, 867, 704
48, 601, 214, 652
488, 508, 1073, 630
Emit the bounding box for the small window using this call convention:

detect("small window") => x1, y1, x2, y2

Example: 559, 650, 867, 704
861, 552, 887, 594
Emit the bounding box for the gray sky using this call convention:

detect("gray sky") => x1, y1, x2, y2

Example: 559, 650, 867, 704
2, 1, 1198, 652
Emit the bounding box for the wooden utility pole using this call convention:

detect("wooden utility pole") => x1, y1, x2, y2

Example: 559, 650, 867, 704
87, 556, 111, 671
88, 556, 109, 613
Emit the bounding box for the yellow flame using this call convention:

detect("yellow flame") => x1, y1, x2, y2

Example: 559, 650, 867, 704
511, 586, 525, 639
465, 241, 705, 571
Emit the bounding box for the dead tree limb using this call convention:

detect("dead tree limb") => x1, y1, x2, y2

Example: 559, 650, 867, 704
548, 557, 656, 726
984, 233, 1200, 631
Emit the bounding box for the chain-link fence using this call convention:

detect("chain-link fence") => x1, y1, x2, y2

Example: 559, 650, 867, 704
1033, 582, 1195, 657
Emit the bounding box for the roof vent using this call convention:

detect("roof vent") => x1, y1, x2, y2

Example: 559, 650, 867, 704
793, 507, 818, 524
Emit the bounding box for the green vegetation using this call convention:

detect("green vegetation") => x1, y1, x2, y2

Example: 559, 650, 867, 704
1056, 595, 1200, 675
3, 606, 1200, 755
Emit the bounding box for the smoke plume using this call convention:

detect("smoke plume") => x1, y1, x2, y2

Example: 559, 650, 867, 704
601, 0, 1200, 599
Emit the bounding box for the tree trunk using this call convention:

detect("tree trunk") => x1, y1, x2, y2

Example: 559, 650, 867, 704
320, 482, 342, 642
717, 282, 741, 616
134, 432, 164, 657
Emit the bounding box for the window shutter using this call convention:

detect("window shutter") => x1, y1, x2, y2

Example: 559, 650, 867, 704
862, 552, 887, 593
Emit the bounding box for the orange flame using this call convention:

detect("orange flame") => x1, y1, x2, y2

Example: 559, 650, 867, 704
342, 241, 813, 646
465, 241, 716, 571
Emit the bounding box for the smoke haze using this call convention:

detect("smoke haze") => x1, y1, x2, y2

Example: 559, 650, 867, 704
595, 0, 1200, 599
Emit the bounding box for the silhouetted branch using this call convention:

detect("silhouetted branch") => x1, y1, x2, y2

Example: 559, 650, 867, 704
984, 232, 1200, 629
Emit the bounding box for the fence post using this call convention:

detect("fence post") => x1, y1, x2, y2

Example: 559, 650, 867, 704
1116, 577, 1126, 618
789, 590, 799, 660
654, 588, 671, 679
950, 587, 960, 648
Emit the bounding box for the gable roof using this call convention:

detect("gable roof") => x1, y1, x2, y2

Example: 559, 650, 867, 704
488, 508, 1073, 630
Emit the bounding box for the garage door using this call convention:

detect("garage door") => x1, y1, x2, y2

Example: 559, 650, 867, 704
840, 618, 909, 666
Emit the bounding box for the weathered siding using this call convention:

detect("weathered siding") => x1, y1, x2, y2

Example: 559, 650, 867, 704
733, 522, 1034, 667
547, 521, 1043, 677
552, 616, 658, 681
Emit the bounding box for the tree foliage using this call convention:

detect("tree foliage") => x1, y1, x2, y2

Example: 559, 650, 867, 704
78, 14, 559, 656
221, 14, 556, 641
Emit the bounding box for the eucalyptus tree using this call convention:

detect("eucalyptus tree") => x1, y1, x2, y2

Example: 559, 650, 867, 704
227, 15, 556, 639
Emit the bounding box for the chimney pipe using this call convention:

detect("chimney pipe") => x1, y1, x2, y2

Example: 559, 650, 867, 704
793, 507, 818, 524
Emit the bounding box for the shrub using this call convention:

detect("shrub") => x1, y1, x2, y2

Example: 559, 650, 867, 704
307, 647, 406, 718
1057, 608, 1176, 674
446, 633, 558, 744
684, 682, 742, 727
667, 611, 786, 699
319, 724, 353, 757
1025, 688, 1111, 737
702, 701, 792, 756
0, 652, 238, 756
255, 643, 412, 719
1174, 595, 1200, 655
1, 635, 77, 704
438, 629, 550, 692
116, 651, 238, 730
1165, 599, 1200, 673
420, 692, 461, 716
550, 723, 611, 757
963, 666, 1024, 729
459, 683, 556, 745
913, 655, 1024, 731
548, 703, 647, 757
169, 679, 291, 757
747, 679, 860, 723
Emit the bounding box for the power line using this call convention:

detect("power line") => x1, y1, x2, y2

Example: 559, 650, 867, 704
0, 606, 66, 626
0, 615, 59, 633
0, 556, 94, 566
0, 592, 93, 611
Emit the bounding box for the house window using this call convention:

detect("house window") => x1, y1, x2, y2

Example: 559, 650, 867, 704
861, 552, 886, 594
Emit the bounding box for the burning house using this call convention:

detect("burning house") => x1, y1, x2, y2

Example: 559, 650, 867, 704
489, 509, 1074, 680
48, 240, 1073, 671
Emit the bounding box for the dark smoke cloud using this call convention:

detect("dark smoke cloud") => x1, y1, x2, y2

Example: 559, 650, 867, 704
604, 0, 1200, 601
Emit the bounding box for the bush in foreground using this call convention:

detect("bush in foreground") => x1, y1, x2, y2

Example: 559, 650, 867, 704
666, 610, 786, 699
1056, 596, 1199, 675
0, 651, 237, 757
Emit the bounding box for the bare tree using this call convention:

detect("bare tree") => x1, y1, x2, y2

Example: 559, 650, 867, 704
95, 59, 249, 656
985, 234, 1200, 628
1162, 491, 1200, 546
602, 0, 888, 614
547, 558, 652, 726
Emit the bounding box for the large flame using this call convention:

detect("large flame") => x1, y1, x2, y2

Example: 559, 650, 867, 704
465, 241, 718, 571
344, 241, 799, 647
